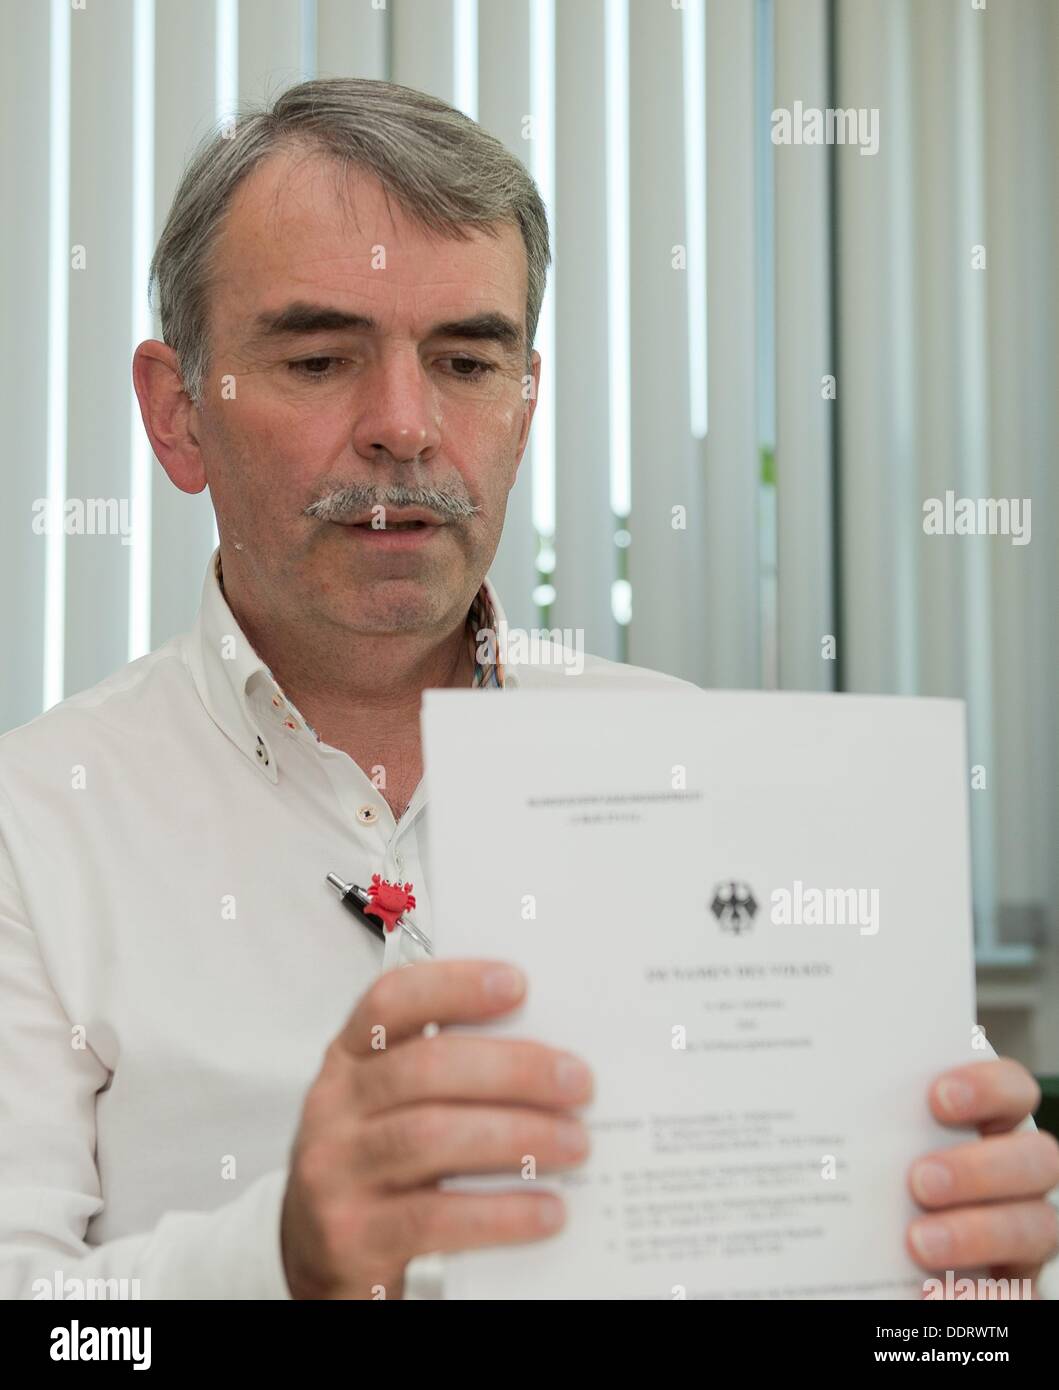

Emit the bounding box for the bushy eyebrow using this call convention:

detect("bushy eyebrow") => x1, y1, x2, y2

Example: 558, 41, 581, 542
248, 301, 524, 355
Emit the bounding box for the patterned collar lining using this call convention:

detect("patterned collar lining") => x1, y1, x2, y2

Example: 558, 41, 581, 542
467, 584, 504, 689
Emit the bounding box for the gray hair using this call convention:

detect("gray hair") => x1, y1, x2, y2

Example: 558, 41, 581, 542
148, 77, 551, 405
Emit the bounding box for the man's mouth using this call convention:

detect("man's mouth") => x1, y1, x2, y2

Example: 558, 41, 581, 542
330, 509, 448, 550
344, 509, 444, 531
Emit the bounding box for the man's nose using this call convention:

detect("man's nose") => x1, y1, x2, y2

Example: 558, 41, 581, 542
351, 350, 442, 464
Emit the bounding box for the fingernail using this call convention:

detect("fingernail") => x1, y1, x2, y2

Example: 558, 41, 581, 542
555, 1053, 592, 1099
536, 1196, 565, 1231
557, 1119, 589, 1157
937, 1079, 975, 1119
910, 1220, 952, 1264
911, 1160, 953, 1203
483, 965, 524, 1002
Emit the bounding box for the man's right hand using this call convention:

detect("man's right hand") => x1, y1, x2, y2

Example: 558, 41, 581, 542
280, 959, 593, 1299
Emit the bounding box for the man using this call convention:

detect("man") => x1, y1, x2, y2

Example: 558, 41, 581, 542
0, 78, 1056, 1301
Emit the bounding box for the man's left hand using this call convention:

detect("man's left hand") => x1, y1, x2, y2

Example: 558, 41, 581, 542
906, 1059, 1059, 1296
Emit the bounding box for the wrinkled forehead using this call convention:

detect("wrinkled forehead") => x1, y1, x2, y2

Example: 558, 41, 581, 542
207, 148, 529, 342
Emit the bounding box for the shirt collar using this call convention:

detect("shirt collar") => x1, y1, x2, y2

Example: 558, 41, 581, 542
184, 548, 508, 782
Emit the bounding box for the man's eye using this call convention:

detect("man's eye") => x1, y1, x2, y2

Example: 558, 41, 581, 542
289, 357, 342, 379
442, 357, 496, 382
288, 356, 496, 383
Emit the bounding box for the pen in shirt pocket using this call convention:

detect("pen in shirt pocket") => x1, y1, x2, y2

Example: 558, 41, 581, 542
325, 873, 434, 956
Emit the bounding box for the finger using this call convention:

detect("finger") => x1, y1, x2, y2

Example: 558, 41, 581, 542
352, 1102, 591, 1188
352, 1034, 593, 1116
358, 1188, 567, 1283
909, 1130, 1059, 1210
907, 1198, 1059, 1272
928, 1059, 1041, 1134
338, 959, 526, 1058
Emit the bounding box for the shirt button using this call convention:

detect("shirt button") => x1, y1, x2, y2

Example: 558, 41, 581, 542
357, 805, 379, 825
284, 719, 297, 731
271, 695, 283, 708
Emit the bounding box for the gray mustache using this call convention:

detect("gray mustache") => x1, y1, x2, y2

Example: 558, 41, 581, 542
303, 482, 480, 524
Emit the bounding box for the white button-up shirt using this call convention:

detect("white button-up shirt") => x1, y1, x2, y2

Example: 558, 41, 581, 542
0, 549, 691, 1299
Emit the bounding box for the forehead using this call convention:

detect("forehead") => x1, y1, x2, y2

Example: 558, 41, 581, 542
208, 147, 529, 337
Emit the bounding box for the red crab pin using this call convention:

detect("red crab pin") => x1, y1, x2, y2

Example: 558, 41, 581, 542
364, 873, 416, 933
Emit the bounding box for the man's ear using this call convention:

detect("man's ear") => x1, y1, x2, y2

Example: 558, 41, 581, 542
132, 340, 208, 494
512, 348, 542, 472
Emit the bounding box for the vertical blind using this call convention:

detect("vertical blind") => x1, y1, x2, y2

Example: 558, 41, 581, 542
1, 0, 1056, 974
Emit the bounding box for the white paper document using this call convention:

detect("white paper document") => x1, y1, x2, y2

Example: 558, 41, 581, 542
421, 689, 977, 1300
